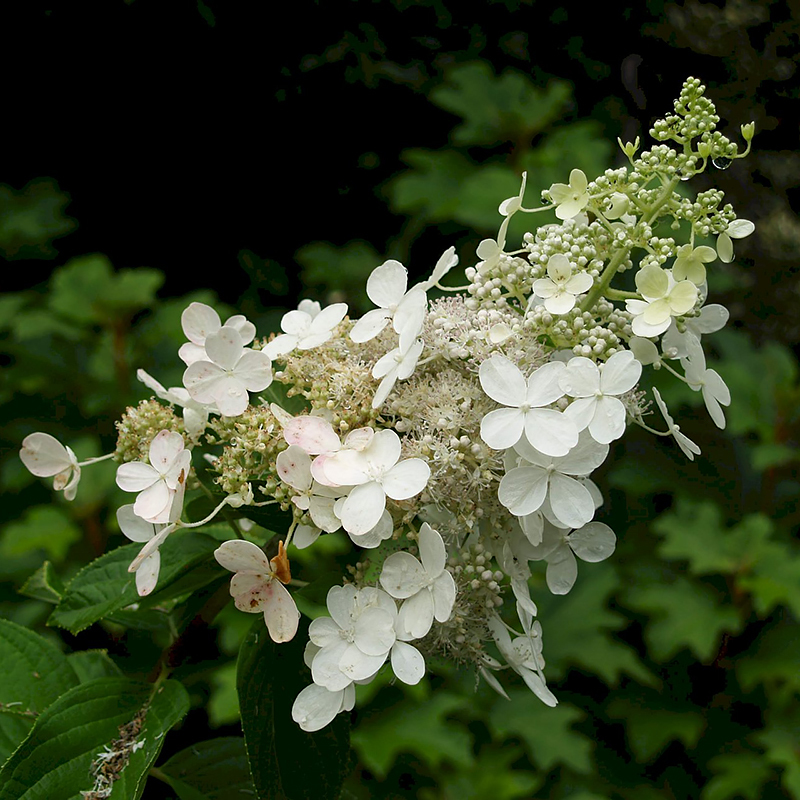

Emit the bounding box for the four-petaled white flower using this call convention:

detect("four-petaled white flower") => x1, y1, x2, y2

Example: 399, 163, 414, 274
379, 523, 456, 640
526, 520, 616, 595
350, 260, 427, 347
20, 432, 81, 501
559, 350, 642, 444
499, 432, 609, 528
116, 504, 176, 597
672, 244, 717, 285
214, 539, 300, 643
136, 369, 213, 442
548, 168, 590, 220
652, 387, 701, 461
264, 300, 348, 360
717, 218, 755, 263
479, 355, 578, 456
681, 338, 731, 429
115, 430, 191, 523
183, 326, 273, 417
661, 303, 729, 360
179, 302, 256, 366
532, 255, 593, 315
625, 266, 698, 337
371, 337, 425, 409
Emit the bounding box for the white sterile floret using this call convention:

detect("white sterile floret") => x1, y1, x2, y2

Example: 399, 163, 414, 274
479, 355, 578, 456
371, 337, 425, 409
487, 615, 557, 707
672, 244, 717, 285
264, 300, 348, 359
717, 218, 755, 263
661, 303, 729, 360
625, 265, 699, 337
136, 369, 213, 441
526, 520, 616, 595
179, 301, 256, 366
309, 585, 397, 691
652, 387, 701, 461
214, 539, 299, 643
321, 429, 430, 535
116, 504, 176, 597
379, 523, 456, 640
532, 254, 593, 315
548, 168, 590, 220
292, 682, 356, 732
115, 430, 191, 523
350, 260, 427, 346
499, 432, 609, 528
418, 246, 459, 291
19, 432, 81, 500
182, 326, 273, 417
629, 337, 662, 367
680, 337, 731, 429
559, 350, 642, 444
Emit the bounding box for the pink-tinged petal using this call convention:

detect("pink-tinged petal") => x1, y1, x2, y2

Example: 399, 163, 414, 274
354, 607, 396, 656
556, 432, 609, 475
379, 552, 427, 599
344, 428, 373, 451
183, 360, 227, 404
349, 308, 391, 343
548, 473, 595, 529
498, 466, 549, 516
211, 377, 249, 417
181, 302, 221, 344
264, 333, 299, 359
148, 430, 186, 472
365, 429, 402, 473
205, 326, 245, 370
600, 350, 641, 395
397, 589, 435, 640
563, 396, 595, 432
292, 683, 346, 732
116, 461, 158, 493
164, 449, 191, 490
20, 433, 73, 477
312, 640, 352, 691
178, 342, 207, 366
481, 407, 524, 450
367, 259, 408, 308
309, 302, 348, 334
569, 522, 616, 563
545, 545, 578, 595
214, 539, 271, 574
559, 357, 599, 398
418, 523, 446, 576
340, 481, 386, 535
233, 349, 273, 391
262, 581, 300, 642
326, 584, 358, 630
432, 571, 456, 622
381, 458, 430, 501
134, 481, 173, 522
116, 504, 155, 543
128, 525, 174, 572
479, 355, 526, 406
309, 616, 341, 648
284, 415, 341, 455
276, 445, 313, 492
588, 396, 626, 444
391, 641, 425, 684
61, 466, 82, 501
526, 361, 567, 406
524, 408, 578, 457
323, 449, 370, 485
280, 309, 312, 336
135, 551, 161, 597
230, 573, 273, 612
338, 645, 388, 682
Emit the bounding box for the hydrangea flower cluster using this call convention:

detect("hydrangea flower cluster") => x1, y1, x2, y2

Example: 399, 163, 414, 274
20, 79, 753, 732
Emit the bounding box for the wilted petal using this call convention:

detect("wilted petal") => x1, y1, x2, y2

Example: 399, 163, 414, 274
262, 581, 300, 642
135, 551, 161, 597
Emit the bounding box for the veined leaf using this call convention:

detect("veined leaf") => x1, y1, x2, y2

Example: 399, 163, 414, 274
18, 561, 64, 605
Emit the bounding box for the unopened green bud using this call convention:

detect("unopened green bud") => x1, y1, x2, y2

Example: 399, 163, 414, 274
617, 136, 640, 158
697, 141, 712, 159
741, 121, 755, 141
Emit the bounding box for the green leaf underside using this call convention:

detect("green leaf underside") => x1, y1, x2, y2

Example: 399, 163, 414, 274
48, 530, 218, 634
18, 561, 65, 605
158, 737, 255, 800
236, 618, 352, 799
0, 677, 188, 800
66, 651, 123, 683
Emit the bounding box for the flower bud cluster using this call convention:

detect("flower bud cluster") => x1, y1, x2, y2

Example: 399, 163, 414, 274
114, 399, 185, 463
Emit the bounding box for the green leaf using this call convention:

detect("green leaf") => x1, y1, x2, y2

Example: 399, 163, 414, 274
755, 706, 800, 798
1, 506, 82, 562
19, 562, 65, 604
0, 619, 79, 715
736, 619, 800, 697
737, 541, 800, 618
702, 752, 774, 800
352, 692, 473, 778
158, 737, 255, 800
0, 713, 34, 765
625, 576, 743, 662
208, 662, 239, 728
488, 690, 592, 774
0, 677, 188, 800
48, 530, 219, 634
66, 651, 122, 683
237, 617, 352, 799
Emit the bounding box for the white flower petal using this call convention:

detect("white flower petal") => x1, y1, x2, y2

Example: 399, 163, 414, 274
354, 607, 396, 656
481, 407, 525, 450
340, 481, 386, 535
181, 302, 221, 345
548, 473, 595, 529
559, 357, 599, 398
391, 641, 425, 685
311, 639, 352, 691
309, 302, 348, 334
367, 260, 408, 308
214, 539, 271, 574
338, 645, 388, 682
261, 581, 300, 643
135, 551, 161, 597
292, 684, 346, 732
545, 545, 578, 594
148, 430, 185, 473
418, 523, 446, 576
498, 466, 549, 516
19, 432, 73, 477
205, 327, 244, 370
380, 552, 427, 599
568, 522, 616, 562
587, 396, 626, 444
115, 461, 158, 493
397, 589, 435, 640
349, 308, 392, 343
133, 481, 173, 522
280, 310, 312, 336
381, 458, 430, 501
276, 445, 313, 492
284, 415, 341, 455
524, 408, 578, 457
480, 355, 526, 406
432, 571, 456, 622
117, 504, 155, 543
233, 350, 273, 392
